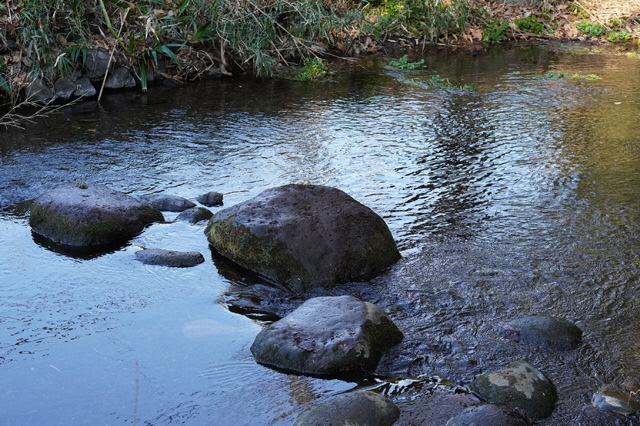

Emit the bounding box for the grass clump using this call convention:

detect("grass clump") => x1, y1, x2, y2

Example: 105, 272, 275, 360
296, 57, 330, 81
542, 71, 601, 81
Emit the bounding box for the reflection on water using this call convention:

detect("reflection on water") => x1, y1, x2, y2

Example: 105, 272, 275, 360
2, 44, 640, 424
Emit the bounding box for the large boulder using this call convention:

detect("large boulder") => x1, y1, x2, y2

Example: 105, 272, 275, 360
294, 391, 400, 426
29, 182, 163, 248
205, 184, 400, 292
250, 295, 402, 377
471, 361, 557, 420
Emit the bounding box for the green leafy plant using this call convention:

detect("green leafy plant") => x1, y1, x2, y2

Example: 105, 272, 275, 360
296, 57, 329, 81
389, 55, 426, 70
514, 15, 545, 34
543, 71, 601, 81
606, 31, 632, 43
483, 18, 509, 42
576, 21, 607, 38
568, 5, 590, 19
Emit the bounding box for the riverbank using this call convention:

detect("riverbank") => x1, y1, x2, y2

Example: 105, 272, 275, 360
1, 0, 639, 120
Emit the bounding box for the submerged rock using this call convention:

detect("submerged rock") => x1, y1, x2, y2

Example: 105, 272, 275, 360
205, 184, 400, 292
29, 182, 163, 248
501, 315, 582, 351
135, 249, 204, 267
196, 191, 224, 207
294, 391, 400, 426
139, 194, 196, 212
176, 206, 213, 224
446, 404, 532, 426
250, 295, 402, 377
470, 361, 557, 420
592, 387, 640, 416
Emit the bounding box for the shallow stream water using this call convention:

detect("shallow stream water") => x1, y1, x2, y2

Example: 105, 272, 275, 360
2, 43, 640, 425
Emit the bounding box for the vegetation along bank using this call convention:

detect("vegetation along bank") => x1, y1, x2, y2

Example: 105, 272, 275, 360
0, 0, 639, 114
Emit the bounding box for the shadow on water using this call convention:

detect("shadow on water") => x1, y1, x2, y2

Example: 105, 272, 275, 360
3, 43, 640, 425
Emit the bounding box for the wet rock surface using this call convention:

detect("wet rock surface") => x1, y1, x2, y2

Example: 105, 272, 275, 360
470, 361, 557, 420
196, 191, 223, 207
501, 315, 582, 351
175, 206, 213, 224
134, 249, 205, 267
446, 403, 532, 426
250, 295, 402, 377
139, 194, 196, 212
205, 184, 401, 292
293, 391, 400, 426
29, 183, 163, 248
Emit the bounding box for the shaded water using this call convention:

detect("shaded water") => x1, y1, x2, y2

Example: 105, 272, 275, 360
2, 44, 640, 424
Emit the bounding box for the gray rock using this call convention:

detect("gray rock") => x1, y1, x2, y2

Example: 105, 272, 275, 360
294, 391, 400, 426
502, 316, 582, 351
135, 249, 205, 267
105, 67, 136, 89
205, 184, 400, 292
196, 191, 224, 207
446, 404, 532, 426
29, 182, 163, 248
176, 207, 213, 224
84, 49, 111, 79
139, 194, 196, 212
25, 79, 54, 104
74, 77, 96, 98
250, 295, 402, 377
53, 78, 76, 100
470, 361, 557, 420
592, 387, 640, 416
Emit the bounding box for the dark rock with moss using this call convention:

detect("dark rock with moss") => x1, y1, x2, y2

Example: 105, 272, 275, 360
446, 404, 532, 426
139, 194, 196, 212
197, 191, 224, 207
29, 182, 163, 248
135, 249, 205, 267
294, 391, 400, 426
205, 184, 400, 292
470, 361, 557, 420
250, 295, 402, 377
501, 316, 582, 351
176, 207, 213, 224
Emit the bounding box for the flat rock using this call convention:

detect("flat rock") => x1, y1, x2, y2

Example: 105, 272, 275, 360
501, 315, 582, 351
250, 295, 402, 377
29, 182, 163, 248
176, 207, 213, 224
470, 361, 557, 420
205, 184, 400, 292
135, 249, 204, 267
139, 194, 196, 212
294, 391, 400, 426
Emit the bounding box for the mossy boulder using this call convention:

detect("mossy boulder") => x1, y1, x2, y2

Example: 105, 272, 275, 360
250, 295, 403, 377
29, 183, 163, 248
204, 184, 400, 292
471, 361, 557, 420
294, 391, 400, 426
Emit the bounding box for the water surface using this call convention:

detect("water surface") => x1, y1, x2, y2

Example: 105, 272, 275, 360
2, 44, 640, 425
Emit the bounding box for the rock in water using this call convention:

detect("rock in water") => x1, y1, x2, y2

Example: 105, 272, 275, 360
294, 391, 400, 426
501, 316, 582, 351
139, 194, 196, 212
250, 295, 402, 377
471, 361, 557, 420
205, 184, 400, 292
29, 182, 163, 248
134, 249, 205, 267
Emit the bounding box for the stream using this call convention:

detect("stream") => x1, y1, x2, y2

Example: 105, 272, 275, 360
2, 43, 640, 425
